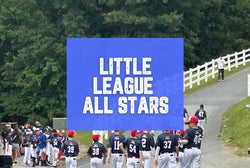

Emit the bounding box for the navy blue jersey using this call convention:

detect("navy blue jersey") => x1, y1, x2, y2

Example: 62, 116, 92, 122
62, 140, 79, 157
52, 137, 62, 149
88, 142, 107, 158
23, 137, 32, 147
140, 133, 155, 151
195, 109, 207, 120
184, 127, 203, 148
107, 134, 126, 154
175, 135, 184, 152
123, 138, 141, 158
156, 133, 178, 153
31, 137, 39, 149
48, 133, 54, 144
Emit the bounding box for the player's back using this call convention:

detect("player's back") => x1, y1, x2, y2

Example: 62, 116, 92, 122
63, 140, 79, 157
156, 133, 178, 153
52, 137, 62, 149
184, 127, 203, 148
88, 142, 107, 158
124, 138, 141, 158
195, 109, 206, 120
140, 132, 155, 151
108, 134, 125, 154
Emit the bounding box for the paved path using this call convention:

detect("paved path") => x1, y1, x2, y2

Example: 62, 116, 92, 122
184, 67, 250, 168
14, 67, 250, 167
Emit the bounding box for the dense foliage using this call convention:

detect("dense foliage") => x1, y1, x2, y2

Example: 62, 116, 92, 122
0, 0, 249, 125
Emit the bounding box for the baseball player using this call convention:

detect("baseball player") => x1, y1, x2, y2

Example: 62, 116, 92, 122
35, 128, 47, 166
180, 116, 203, 168
120, 130, 144, 168
195, 104, 207, 131
107, 130, 126, 168
51, 131, 62, 167
88, 134, 107, 168
154, 130, 179, 168
22, 131, 32, 166
31, 133, 39, 167
59, 130, 79, 168
140, 130, 155, 168
176, 130, 186, 168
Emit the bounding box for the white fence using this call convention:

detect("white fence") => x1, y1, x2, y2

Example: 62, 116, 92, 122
184, 48, 250, 91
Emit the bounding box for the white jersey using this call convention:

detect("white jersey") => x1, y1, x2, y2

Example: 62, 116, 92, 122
217, 58, 225, 69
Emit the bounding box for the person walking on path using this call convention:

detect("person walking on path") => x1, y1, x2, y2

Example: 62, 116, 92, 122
216, 56, 226, 81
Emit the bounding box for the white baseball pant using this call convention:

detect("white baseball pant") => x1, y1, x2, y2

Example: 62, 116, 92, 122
23, 146, 31, 164
111, 153, 124, 168
126, 157, 141, 168
157, 152, 176, 168
52, 147, 59, 166
31, 146, 37, 158
183, 148, 201, 168
142, 151, 151, 168
198, 119, 205, 131
66, 156, 77, 168
48, 144, 54, 164
90, 157, 103, 168
175, 151, 184, 168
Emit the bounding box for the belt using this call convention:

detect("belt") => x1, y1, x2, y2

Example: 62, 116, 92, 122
66, 155, 77, 157
144, 150, 151, 151
187, 147, 200, 149
91, 157, 102, 159
160, 152, 174, 156
128, 156, 139, 158
112, 152, 123, 154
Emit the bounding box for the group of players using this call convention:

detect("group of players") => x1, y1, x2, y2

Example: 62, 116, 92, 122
1, 122, 80, 167
88, 105, 207, 168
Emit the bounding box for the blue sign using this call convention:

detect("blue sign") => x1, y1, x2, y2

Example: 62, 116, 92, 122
67, 38, 183, 130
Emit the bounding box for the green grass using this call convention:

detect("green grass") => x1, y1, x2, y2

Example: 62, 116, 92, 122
74, 131, 110, 147
220, 97, 250, 156
184, 61, 250, 96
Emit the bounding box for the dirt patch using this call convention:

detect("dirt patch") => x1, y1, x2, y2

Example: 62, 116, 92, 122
221, 143, 240, 155
78, 144, 89, 158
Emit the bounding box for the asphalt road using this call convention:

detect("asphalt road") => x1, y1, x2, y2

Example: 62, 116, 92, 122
14, 67, 250, 167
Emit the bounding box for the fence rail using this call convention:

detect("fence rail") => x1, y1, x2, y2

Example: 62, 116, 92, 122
184, 48, 250, 91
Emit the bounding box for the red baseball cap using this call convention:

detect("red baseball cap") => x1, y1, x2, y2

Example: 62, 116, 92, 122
57, 132, 61, 137
185, 116, 199, 124
131, 130, 137, 137
92, 134, 101, 141
68, 130, 76, 137
179, 130, 185, 135
169, 130, 174, 134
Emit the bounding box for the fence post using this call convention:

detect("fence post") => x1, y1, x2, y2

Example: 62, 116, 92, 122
248, 74, 250, 97
212, 59, 215, 79
243, 50, 246, 66
227, 54, 231, 71
189, 68, 192, 89
205, 62, 208, 82
197, 65, 200, 85
235, 52, 238, 68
